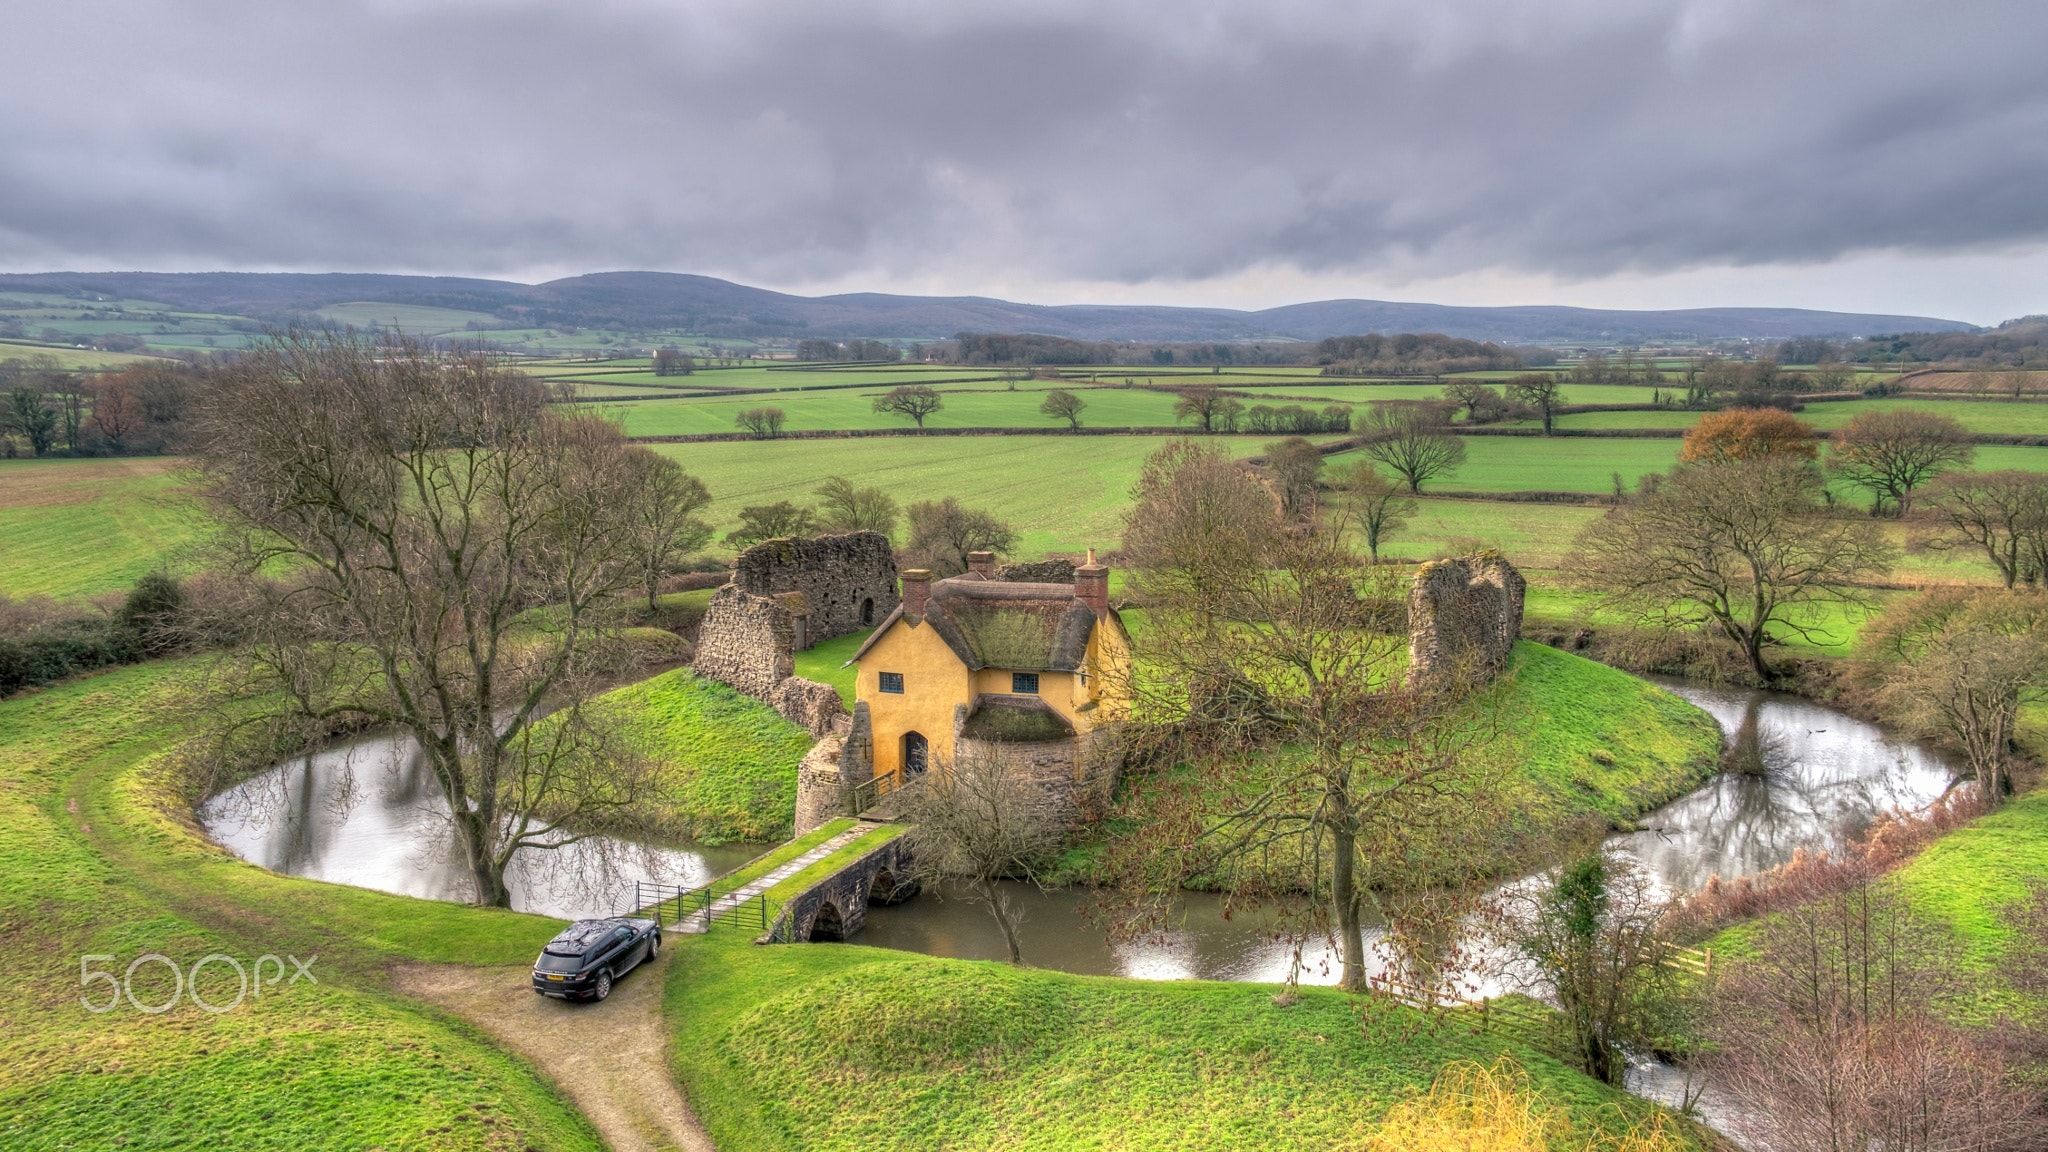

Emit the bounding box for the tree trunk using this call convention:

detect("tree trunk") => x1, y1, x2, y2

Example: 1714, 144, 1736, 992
1331, 813, 1365, 991
982, 879, 1024, 965
1743, 628, 1771, 683
456, 808, 513, 907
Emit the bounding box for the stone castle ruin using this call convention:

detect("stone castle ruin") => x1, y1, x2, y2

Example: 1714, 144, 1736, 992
1407, 551, 1525, 693
692, 531, 899, 735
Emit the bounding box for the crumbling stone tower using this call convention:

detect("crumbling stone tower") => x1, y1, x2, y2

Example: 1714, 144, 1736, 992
1407, 551, 1525, 692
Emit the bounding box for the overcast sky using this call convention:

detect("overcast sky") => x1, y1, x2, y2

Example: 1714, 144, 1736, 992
3, 0, 2044, 323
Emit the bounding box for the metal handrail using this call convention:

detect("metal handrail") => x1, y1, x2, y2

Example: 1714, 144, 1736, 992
631, 880, 772, 932
846, 768, 906, 815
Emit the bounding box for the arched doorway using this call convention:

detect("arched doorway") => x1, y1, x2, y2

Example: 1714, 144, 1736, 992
809, 901, 845, 941
902, 731, 928, 777
859, 597, 875, 627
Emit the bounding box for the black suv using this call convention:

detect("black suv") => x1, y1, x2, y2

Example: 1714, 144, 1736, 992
532, 917, 661, 1002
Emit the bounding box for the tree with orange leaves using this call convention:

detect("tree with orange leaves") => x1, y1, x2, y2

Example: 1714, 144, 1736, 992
1678, 406, 1818, 463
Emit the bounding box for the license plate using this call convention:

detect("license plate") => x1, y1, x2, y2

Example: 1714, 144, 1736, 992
546, 974, 566, 981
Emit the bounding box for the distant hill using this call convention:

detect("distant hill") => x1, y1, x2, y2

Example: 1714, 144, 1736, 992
0, 270, 1975, 344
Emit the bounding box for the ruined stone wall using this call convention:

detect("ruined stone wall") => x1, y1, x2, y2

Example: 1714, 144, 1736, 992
1407, 551, 1526, 693
732, 531, 899, 643
691, 584, 796, 699
795, 703, 874, 835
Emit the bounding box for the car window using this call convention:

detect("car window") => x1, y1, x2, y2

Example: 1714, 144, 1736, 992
536, 952, 582, 972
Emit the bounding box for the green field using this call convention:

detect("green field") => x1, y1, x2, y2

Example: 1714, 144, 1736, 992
0, 457, 203, 599
312, 301, 502, 333
0, 340, 177, 370
657, 435, 1295, 557
0, 660, 601, 1151
1554, 396, 2048, 435
666, 930, 1681, 1152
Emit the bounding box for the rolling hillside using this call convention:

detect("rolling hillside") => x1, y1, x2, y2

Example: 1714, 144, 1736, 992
0, 270, 1973, 344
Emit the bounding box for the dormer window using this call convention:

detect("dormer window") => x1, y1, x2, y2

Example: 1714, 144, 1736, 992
1011, 672, 1039, 695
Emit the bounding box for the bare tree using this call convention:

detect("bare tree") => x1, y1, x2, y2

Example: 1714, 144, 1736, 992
652, 347, 694, 376
1262, 436, 1323, 521
1039, 388, 1086, 430
1172, 384, 1229, 432
903, 497, 1016, 576
1679, 407, 1819, 463
1505, 373, 1563, 434
901, 747, 1064, 964
872, 384, 943, 427
1331, 460, 1414, 563
722, 500, 816, 548
1106, 441, 1506, 992
734, 406, 786, 439
621, 453, 712, 610
1925, 471, 2048, 588
1571, 456, 1893, 681
1705, 881, 2043, 1152
1859, 589, 2048, 805
814, 475, 898, 537
1832, 410, 1975, 515
90, 376, 144, 452
1358, 401, 1466, 493
185, 331, 662, 907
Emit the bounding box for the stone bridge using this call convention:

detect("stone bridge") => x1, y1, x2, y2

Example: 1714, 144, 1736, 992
765, 826, 919, 944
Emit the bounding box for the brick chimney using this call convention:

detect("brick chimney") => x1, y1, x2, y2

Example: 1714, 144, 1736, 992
1074, 549, 1109, 620
967, 550, 996, 579
901, 568, 932, 618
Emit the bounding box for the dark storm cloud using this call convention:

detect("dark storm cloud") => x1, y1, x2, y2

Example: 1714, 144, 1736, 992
1, 0, 2044, 285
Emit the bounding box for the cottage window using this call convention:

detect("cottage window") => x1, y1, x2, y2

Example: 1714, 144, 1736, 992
1011, 672, 1039, 695
879, 672, 905, 694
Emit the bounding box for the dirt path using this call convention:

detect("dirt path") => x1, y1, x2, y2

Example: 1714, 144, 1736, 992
394, 951, 716, 1152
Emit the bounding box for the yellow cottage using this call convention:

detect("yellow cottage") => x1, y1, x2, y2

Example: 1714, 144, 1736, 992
846, 550, 1131, 798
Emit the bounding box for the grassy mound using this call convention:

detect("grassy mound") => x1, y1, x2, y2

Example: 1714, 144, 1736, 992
595, 668, 816, 843
667, 933, 1691, 1152
0, 661, 600, 1151
1489, 641, 1723, 834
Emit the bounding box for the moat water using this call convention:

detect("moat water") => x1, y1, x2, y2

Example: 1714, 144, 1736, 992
203, 677, 1957, 979
203, 676, 1960, 1140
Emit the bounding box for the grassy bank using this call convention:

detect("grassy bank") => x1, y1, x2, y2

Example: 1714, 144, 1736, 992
591, 667, 818, 843
664, 931, 1689, 1151
0, 660, 600, 1150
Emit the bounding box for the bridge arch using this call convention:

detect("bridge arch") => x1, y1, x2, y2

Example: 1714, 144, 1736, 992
808, 900, 847, 941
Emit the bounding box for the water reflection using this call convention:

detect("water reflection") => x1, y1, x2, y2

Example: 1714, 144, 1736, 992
200, 728, 757, 920
203, 679, 1958, 983
866, 681, 1959, 988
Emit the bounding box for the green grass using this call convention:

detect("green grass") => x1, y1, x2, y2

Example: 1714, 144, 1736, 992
1524, 584, 1896, 657
664, 931, 1687, 1152
1483, 642, 1723, 833
0, 659, 602, 1150
589, 669, 817, 843
0, 340, 175, 369
312, 301, 501, 333
0, 456, 205, 599
658, 435, 1292, 558
793, 631, 868, 705
762, 823, 910, 908
1555, 397, 2048, 436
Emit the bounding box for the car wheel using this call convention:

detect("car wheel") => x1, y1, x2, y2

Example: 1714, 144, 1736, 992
649, 932, 661, 958
592, 968, 613, 1002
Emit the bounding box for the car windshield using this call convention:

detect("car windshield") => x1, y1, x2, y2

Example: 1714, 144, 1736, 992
535, 951, 583, 973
